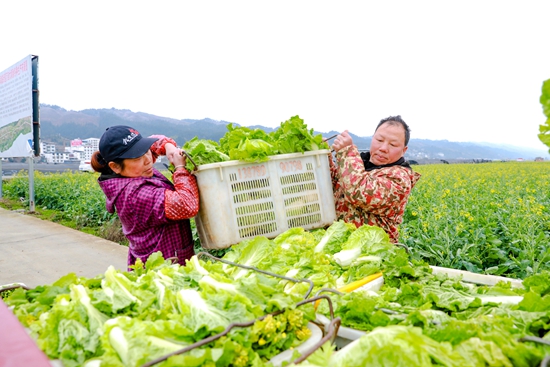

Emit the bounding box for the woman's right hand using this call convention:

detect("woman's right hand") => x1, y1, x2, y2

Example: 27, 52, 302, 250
165, 143, 186, 169
332, 130, 353, 151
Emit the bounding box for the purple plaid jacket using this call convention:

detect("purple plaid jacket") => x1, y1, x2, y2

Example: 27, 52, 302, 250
99, 168, 196, 268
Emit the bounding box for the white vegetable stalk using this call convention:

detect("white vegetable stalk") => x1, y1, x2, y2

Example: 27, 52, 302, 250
109, 327, 129, 366
333, 248, 362, 268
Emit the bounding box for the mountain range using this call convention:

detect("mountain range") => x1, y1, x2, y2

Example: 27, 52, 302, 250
39, 104, 548, 162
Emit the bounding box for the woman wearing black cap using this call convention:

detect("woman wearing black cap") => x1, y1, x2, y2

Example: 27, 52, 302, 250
91, 125, 199, 268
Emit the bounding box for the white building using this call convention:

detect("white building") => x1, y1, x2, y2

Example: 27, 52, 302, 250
43, 152, 72, 164
64, 146, 84, 161
65, 138, 100, 162
39, 137, 100, 163
82, 138, 99, 161
41, 142, 56, 154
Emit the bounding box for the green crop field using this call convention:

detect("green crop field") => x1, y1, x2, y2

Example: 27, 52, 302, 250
401, 161, 550, 279
2, 170, 115, 228
3, 161, 549, 279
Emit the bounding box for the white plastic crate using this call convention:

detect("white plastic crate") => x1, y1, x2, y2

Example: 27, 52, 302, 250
194, 150, 336, 249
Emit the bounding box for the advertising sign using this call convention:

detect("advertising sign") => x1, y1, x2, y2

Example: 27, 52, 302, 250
0, 55, 34, 157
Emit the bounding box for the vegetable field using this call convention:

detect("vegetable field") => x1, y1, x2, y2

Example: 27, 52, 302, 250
2, 170, 116, 228
2, 161, 550, 278
401, 161, 550, 279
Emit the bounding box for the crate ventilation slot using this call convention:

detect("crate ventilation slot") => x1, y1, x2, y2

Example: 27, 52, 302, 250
280, 172, 322, 229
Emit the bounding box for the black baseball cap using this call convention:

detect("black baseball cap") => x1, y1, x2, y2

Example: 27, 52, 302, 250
99, 125, 158, 163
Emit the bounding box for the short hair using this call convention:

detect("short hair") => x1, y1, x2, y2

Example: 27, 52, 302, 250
375, 115, 410, 146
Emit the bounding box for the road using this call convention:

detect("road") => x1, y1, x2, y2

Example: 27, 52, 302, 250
1, 162, 80, 176
1, 161, 168, 176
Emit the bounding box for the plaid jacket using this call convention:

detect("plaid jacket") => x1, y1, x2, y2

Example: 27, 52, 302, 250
98, 137, 199, 267
331, 145, 421, 243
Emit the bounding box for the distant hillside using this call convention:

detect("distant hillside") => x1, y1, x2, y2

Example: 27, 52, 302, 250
40, 105, 232, 149
38, 104, 548, 161
404, 139, 548, 162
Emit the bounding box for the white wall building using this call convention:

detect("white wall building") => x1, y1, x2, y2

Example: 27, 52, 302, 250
43, 152, 72, 164
41, 142, 56, 154
39, 137, 100, 163
82, 138, 99, 161
63, 148, 83, 161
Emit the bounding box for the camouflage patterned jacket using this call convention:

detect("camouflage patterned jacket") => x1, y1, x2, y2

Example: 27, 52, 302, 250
330, 145, 421, 243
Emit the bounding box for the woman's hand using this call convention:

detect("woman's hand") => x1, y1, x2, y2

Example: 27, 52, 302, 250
332, 130, 353, 152
165, 143, 186, 170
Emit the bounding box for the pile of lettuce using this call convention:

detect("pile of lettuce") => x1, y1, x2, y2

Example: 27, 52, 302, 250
289, 318, 550, 367
217, 221, 550, 366
181, 115, 330, 170
3, 221, 400, 366
316, 254, 550, 324
220, 220, 407, 292
291, 310, 550, 367
8, 218, 550, 366
4, 253, 316, 367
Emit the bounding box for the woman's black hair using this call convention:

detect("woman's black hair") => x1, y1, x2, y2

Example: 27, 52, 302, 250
375, 115, 410, 146
91, 151, 125, 174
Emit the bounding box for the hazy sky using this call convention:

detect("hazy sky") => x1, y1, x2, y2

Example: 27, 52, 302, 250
1, 1, 549, 150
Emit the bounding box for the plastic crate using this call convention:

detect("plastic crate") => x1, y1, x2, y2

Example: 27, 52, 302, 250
194, 150, 336, 249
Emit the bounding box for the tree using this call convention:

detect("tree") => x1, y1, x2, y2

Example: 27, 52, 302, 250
538, 79, 550, 151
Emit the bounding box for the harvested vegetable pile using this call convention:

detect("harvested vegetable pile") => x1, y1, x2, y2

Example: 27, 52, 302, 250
6, 220, 550, 366
218, 222, 550, 366
181, 115, 329, 170
3, 253, 316, 367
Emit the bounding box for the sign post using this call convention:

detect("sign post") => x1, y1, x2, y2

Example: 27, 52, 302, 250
29, 157, 35, 211
0, 55, 39, 210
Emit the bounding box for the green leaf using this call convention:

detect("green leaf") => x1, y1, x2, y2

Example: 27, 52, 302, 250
523, 271, 550, 296
314, 220, 356, 254
538, 79, 550, 150
183, 137, 230, 169
273, 115, 329, 154
329, 325, 467, 367
540, 79, 550, 119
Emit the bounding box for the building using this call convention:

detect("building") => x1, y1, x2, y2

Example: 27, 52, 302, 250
43, 152, 72, 164
39, 137, 100, 163
40, 142, 56, 154
82, 138, 99, 161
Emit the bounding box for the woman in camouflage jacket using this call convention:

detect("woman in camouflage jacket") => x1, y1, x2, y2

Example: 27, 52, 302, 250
330, 116, 421, 243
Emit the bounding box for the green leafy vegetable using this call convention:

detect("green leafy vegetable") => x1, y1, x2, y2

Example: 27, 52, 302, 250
184, 115, 329, 165
182, 137, 230, 170
219, 124, 277, 162
176, 288, 231, 333
314, 220, 356, 254
221, 237, 274, 280
329, 325, 467, 367
332, 225, 390, 268
272, 115, 329, 154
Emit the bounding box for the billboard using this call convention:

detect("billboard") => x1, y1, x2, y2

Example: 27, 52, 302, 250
0, 55, 36, 157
